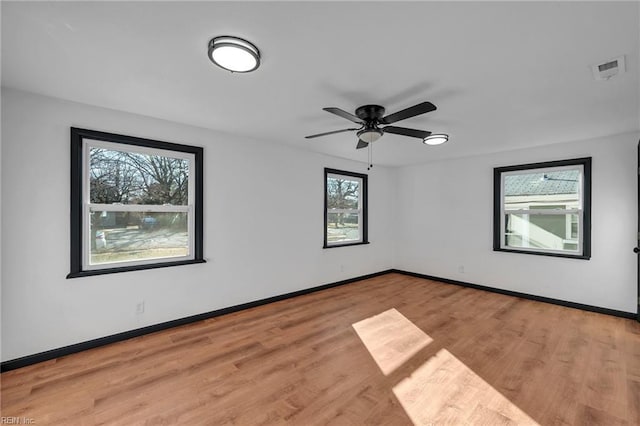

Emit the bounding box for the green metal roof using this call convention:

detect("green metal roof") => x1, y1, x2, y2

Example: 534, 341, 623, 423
504, 170, 579, 196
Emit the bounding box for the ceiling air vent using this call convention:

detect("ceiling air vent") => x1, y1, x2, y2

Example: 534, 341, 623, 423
591, 55, 626, 81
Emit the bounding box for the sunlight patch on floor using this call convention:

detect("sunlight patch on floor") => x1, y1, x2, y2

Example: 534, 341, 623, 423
392, 349, 539, 425
352, 308, 433, 375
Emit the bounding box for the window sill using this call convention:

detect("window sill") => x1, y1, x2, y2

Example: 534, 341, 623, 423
67, 258, 207, 278
493, 247, 590, 260
323, 241, 370, 249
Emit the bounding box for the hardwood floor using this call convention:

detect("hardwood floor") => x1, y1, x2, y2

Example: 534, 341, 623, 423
2, 273, 640, 425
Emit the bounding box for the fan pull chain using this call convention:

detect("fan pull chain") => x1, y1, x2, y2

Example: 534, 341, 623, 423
367, 140, 373, 170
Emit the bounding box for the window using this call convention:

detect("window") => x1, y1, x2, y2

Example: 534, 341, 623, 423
493, 157, 591, 259
324, 168, 368, 248
68, 128, 204, 277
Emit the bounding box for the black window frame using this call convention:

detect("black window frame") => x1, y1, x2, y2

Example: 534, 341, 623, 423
493, 157, 592, 260
324, 168, 369, 249
68, 127, 205, 278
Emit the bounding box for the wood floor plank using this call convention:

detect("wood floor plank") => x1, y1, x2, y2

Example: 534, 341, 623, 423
2, 273, 639, 425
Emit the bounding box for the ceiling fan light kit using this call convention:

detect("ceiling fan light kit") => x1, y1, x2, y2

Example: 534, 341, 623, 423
208, 36, 261, 73
357, 128, 383, 143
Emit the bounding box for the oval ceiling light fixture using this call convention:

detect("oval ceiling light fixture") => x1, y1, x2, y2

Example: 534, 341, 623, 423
423, 133, 449, 145
208, 36, 261, 73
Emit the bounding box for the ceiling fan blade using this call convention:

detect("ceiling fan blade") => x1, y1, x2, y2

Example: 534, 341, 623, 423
356, 139, 369, 149
323, 107, 364, 124
379, 101, 437, 124
305, 128, 359, 139
383, 126, 432, 139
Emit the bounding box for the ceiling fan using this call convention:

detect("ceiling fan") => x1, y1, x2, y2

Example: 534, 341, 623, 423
305, 101, 436, 149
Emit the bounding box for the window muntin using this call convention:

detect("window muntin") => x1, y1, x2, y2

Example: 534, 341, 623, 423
69, 128, 204, 277
324, 169, 368, 248
494, 158, 591, 259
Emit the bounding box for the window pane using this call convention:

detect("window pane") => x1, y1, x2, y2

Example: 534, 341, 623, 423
327, 212, 360, 244
327, 176, 360, 210
89, 147, 189, 205
90, 210, 189, 265
505, 213, 579, 252
504, 169, 580, 210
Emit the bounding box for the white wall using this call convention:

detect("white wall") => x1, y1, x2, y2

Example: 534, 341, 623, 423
2, 86, 637, 362
0, 88, 395, 361
394, 132, 639, 313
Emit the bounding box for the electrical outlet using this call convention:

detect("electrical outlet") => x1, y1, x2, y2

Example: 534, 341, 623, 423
340, 264, 345, 272
136, 301, 145, 314
458, 265, 465, 274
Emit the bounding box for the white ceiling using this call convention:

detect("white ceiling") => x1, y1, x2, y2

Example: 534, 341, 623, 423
2, 1, 639, 166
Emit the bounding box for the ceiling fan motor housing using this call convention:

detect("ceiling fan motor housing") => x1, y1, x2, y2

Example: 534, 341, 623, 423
355, 105, 386, 123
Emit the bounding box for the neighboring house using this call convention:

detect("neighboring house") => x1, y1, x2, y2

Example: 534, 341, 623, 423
504, 170, 580, 251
